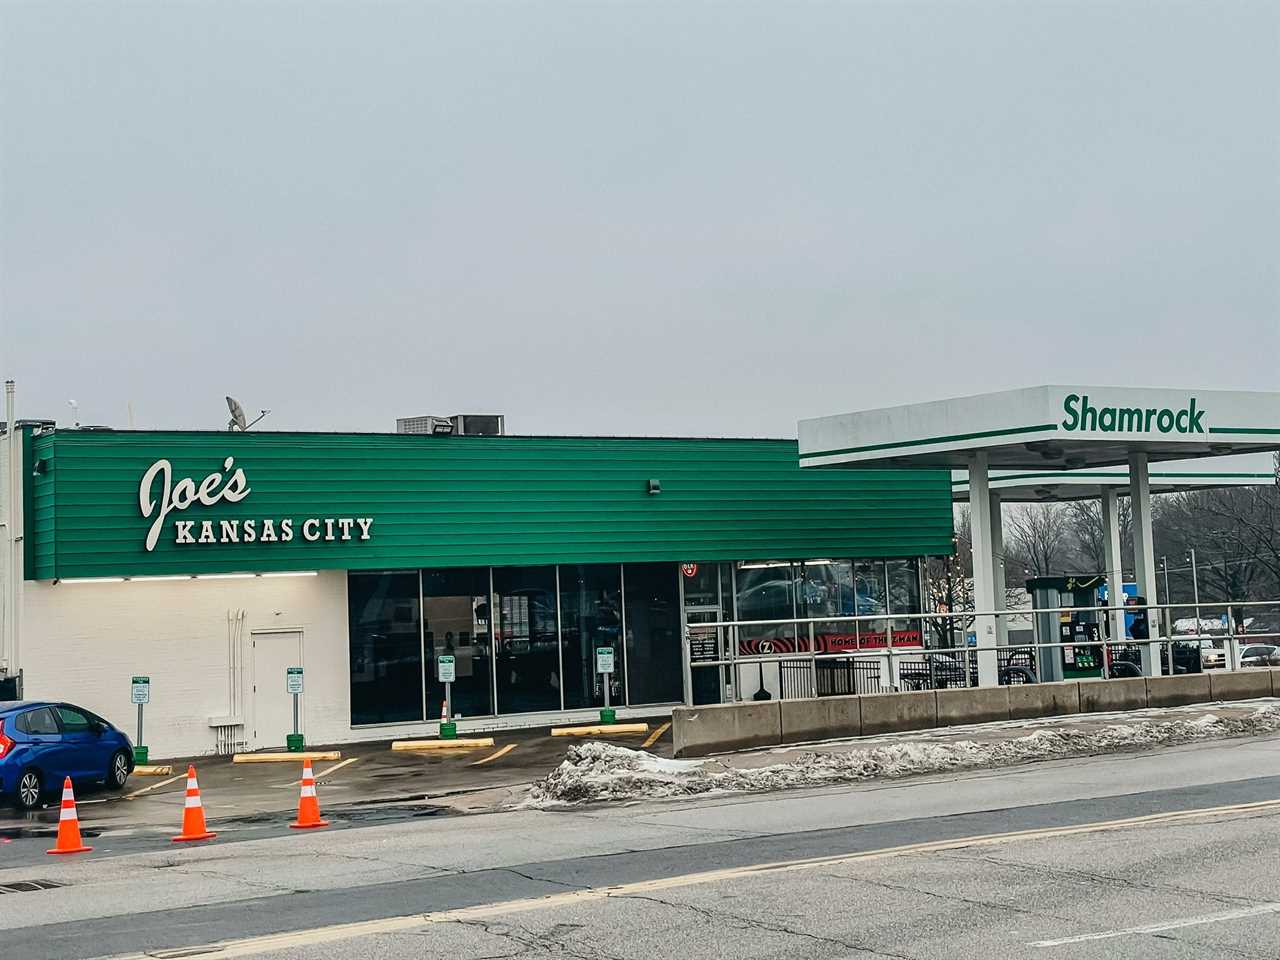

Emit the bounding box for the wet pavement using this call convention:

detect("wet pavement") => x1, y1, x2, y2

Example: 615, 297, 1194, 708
0, 717, 672, 851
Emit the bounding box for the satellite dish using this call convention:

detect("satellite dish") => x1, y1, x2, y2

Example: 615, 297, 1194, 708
226, 396, 248, 431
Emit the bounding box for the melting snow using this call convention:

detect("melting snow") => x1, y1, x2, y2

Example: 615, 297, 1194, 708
528, 705, 1280, 806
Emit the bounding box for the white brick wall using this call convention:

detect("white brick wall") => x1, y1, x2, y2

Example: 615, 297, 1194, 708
19, 572, 440, 758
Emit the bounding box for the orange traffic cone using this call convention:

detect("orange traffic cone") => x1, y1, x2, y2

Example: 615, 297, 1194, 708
47, 777, 92, 855
290, 758, 329, 829
172, 765, 217, 843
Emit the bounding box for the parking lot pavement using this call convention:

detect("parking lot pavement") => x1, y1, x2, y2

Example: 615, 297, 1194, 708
0, 716, 672, 848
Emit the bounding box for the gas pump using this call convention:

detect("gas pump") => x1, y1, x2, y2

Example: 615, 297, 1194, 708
1026, 576, 1106, 682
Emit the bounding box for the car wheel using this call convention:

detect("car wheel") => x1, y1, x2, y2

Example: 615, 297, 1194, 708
106, 750, 131, 791
16, 769, 43, 811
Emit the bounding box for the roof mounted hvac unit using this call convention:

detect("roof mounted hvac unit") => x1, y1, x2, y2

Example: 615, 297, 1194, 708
396, 414, 505, 436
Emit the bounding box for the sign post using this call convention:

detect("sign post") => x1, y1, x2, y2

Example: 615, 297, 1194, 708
286, 667, 304, 752
130, 676, 150, 765
437, 655, 457, 739
595, 646, 616, 725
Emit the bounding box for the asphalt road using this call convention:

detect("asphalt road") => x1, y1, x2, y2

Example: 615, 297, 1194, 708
5, 733, 1280, 959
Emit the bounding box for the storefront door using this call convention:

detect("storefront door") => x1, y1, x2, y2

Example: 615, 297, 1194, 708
680, 562, 733, 705
251, 630, 303, 749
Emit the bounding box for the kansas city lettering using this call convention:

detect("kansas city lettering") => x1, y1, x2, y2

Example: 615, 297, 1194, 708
1061, 394, 1205, 434
139, 457, 372, 551
172, 516, 373, 546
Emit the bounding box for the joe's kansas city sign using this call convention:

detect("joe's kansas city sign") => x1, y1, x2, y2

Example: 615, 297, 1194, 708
138, 457, 373, 552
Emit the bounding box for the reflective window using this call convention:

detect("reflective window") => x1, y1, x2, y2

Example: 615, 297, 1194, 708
56, 707, 92, 733
349, 571, 423, 725
17, 707, 59, 735
735, 562, 799, 654
853, 560, 888, 647
494, 567, 561, 714
624, 563, 683, 704
683, 562, 730, 706
422, 568, 494, 720
559, 565, 623, 709
799, 559, 857, 654
887, 559, 924, 647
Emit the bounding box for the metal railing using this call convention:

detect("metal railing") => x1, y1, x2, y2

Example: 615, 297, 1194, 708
689, 598, 1280, 702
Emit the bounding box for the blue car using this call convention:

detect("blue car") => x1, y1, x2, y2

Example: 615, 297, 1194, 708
0, 701, 134, 810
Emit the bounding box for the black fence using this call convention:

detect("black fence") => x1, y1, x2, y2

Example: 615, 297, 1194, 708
779, 658, 883, 698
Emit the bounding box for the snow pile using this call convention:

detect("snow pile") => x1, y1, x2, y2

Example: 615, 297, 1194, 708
528, 706, 1280, 806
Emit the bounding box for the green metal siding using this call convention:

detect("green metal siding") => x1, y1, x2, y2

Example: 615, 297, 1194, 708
25, 430, 954, 580
29, 431, 56, 581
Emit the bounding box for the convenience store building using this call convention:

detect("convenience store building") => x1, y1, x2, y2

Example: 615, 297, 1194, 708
0, 428, 953, 757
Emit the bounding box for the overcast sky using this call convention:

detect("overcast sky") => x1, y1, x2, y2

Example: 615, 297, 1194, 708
1, 1, 1276, 437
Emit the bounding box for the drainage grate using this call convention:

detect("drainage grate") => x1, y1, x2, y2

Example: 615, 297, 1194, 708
0, 879, 67, 894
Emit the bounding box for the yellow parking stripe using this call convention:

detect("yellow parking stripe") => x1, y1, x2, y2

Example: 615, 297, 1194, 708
641, 721, 671, 749
277, 756, 361, 787
470, 744, 516, 766
125, 773, 184, 800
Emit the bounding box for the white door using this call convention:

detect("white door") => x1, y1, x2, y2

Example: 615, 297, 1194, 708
251, 630, 303, 749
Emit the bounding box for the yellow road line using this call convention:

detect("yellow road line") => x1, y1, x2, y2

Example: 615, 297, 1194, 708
641, 721, 671, 749
107, 796, 1280, 959
470, 744, 516, 766
125, 773, 184, 800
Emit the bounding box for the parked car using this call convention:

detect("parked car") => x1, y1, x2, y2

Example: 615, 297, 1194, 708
1239, 645, 1280, 668
1199, 639, 1227, 670
0, 701, 134, 810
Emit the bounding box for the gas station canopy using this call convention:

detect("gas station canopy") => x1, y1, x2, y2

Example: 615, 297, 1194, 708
799, 385, 1280, 686
799, 385, 1280, 471
950, 465, 1274, 502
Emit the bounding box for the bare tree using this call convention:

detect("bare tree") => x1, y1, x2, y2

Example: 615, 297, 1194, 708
1065, 497, 1133, 575
1006, 502, 1072, 576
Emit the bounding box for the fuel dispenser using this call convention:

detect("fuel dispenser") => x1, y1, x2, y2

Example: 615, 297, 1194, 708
1026, 576, 1106, 682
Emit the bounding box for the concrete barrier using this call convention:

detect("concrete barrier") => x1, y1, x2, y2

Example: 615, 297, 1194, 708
1079, 677, 1148, 714
860, 690, 937, 736
1008, 680, 1081, 721
1208, 669, 1273, 702
1146, 673, 1212, 708
936, 686, 1010, 727
672, 701, 781, 758
780, 695, 861, 744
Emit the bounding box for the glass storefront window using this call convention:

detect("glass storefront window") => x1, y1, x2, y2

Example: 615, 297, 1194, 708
887, 559, 924, 647
559, 565, 623, 709
348, 571, 423, 725
799, 559, 857, 654
736, 561, 799, 654
493, 566, 561, 714
853, 560, 889, 648
623, 563, 683, 704
422, 568, 494, 719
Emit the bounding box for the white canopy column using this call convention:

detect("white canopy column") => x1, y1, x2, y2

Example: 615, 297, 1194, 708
967, 452, 999, 686
1128, 451, 1162, 677
989, 491, 1008, 650
1100, 488, 1127, 655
